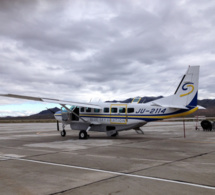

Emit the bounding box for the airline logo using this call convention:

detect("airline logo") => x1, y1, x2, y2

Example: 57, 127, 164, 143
180, 82, 194, 97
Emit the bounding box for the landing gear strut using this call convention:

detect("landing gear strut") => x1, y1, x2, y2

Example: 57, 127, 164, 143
60, 123, 66, 137
79, 130, 88, 139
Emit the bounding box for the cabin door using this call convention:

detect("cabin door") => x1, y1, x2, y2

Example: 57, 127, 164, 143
71, 107, 79, 121
110, 104, 127, 124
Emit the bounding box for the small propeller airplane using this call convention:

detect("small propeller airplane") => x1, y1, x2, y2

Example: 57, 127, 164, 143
1, 66, 202, 139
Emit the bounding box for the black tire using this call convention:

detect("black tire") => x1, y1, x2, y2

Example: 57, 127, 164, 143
111, 132, 118, 137
79, 130, 88, 139
61, 130, 66, 137
201, 120, 212, 131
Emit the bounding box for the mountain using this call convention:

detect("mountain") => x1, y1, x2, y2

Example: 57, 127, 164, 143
0, 107, 60, 120
196, 99, 215, 117
198, 99, 215, 108
106, 96, 163, 103
28, 107, 60, 119
33, 107, 60, 115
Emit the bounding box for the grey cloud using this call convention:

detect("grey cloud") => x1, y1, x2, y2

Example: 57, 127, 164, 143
0, 0, 215, 104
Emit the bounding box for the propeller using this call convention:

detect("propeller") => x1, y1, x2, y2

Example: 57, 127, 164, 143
57, 120, 60, 131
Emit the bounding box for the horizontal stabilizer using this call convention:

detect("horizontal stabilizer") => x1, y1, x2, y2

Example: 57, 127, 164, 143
197, 105, 205, 109
150, 101, 188, 109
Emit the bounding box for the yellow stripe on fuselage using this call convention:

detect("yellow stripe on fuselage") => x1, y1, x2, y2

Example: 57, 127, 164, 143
79, 107, 198, 120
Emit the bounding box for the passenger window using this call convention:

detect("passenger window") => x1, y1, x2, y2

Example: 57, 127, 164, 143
86, 108, 91, 112
119, 107, 125, 113
80, 107, 85, 112
103, 107, 109, 113
127, 108, 134, 113
111, 107, 118, 113
94, 108, 100, 113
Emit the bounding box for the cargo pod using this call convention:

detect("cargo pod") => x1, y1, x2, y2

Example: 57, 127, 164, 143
110, 104, 127, 124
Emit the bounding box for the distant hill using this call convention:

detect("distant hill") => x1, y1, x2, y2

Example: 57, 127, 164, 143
0, 107, 60, 120
196, 99, 215, 117
197, 99, 215, 108
31, 107, 60, 116
27, 107, 60, 119
106, 96, 163, 103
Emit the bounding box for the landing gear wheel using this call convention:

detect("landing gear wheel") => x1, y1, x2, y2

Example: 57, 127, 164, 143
79, 130, 88, 139
61, 130, 66, 137
111, 132, 118, 137
201, 120, 212, 131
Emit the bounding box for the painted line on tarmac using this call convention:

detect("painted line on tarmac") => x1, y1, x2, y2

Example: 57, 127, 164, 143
13, 157, 215, 190
85, 154, 171, 163
172, 139, 215, 144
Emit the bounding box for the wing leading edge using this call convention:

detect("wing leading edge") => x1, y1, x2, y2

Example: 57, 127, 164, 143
0, 94, 101, 109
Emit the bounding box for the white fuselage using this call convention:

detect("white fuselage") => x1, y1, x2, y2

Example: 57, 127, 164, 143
54, 102, 198, 132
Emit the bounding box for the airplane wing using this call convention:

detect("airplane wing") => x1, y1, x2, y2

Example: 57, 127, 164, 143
0, 94, 101, 109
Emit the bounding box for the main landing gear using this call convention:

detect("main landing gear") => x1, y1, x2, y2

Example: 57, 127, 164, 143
79, 125, 92, 139
79, 130, 89, 139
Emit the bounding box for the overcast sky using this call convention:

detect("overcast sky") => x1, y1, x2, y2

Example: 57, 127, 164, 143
0, 0, 215, 116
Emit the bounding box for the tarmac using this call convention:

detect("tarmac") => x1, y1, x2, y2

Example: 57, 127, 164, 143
0, 121, 215, 195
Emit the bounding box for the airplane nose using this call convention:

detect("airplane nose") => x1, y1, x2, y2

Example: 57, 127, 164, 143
54, 111, 62, 121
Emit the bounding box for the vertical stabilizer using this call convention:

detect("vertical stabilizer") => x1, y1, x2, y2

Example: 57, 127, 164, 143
174, 66, 199, 108
151, 66, 200, 109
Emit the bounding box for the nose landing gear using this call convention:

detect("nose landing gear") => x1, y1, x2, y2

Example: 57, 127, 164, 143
60, 124, 66, 137
61, 129, 66, 137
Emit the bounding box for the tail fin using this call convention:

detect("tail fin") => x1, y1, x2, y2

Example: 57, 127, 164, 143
174, 66, 199, 108
151, 66, 199, 109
